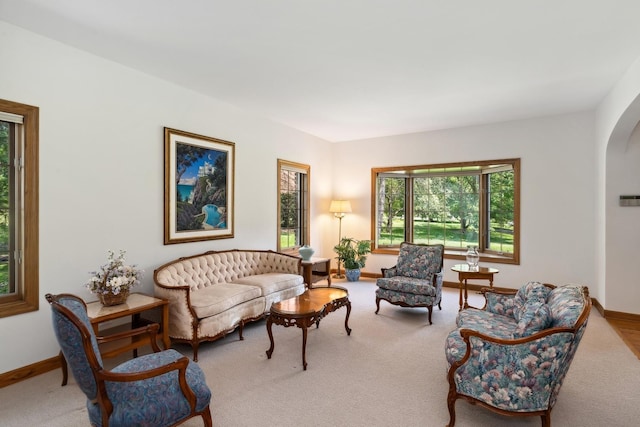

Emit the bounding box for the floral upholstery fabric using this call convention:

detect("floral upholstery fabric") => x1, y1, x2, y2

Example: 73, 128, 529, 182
514, 281, 550, 321
445, 330, 577, 412
375, 243, 444, 310
514, 300, 552, 338
395, 243, 443, 280
88, 350, 211, 427
455, 309, 517, 339
445, 283, 591, 418
375, 287, 436, 306
547, 285, 587, 328
376, 276, 436, 295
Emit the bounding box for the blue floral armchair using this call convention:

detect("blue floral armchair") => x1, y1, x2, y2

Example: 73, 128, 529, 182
444, 283, 591, 427
46, 293, 213, 427
375, 242, 444, 324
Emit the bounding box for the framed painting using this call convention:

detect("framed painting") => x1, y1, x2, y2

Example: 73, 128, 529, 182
164, 127, 235, 244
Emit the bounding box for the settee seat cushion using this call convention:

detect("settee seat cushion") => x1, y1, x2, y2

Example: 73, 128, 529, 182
456, 308, 517, 339
190, 283, 262, 319
376, 276, 436, 295
375, 287, 436, 306
231, 273, 303, 296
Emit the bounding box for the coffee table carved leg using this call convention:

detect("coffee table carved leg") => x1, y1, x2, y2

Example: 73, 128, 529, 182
344, 301, 352, 335
265, 316, 275, 359
301, 325, 308, 370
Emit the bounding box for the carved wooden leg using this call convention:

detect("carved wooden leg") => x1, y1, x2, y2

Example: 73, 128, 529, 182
201, 405, 213, 427
301, 325, 308, 370
60, 351, 68, 386
375, 297, 381, 314
192, 342, 199, 362
427, 305, 433, 324
239, 320, 245, 340
344, 300, 352, 335
446, 390, 457, 427
541, 411, 551, 427
265, 317, 275, 359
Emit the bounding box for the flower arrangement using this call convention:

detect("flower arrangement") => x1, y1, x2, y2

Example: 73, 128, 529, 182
85, 250, 143, 297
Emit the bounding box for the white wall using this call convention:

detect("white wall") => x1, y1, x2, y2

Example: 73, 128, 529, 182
0, 21, 333, 373
327, 112, 598, 292
595, 56, 640, 314
2, 18, 637, 375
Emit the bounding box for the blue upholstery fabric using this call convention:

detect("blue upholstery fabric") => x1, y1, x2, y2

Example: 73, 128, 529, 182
48, 294, 212, 427
51, 295, 103, 400
87, 350, 211, 427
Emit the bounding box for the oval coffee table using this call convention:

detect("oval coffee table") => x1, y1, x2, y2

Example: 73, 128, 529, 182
265, 286, 352, 370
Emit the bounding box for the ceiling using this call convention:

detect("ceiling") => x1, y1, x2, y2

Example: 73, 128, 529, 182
2, 0, 640, 142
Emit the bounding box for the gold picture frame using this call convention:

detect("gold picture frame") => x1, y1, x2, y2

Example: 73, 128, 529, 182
164, 127, 235, 244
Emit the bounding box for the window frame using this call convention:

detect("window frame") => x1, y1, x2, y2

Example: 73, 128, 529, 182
371, 158, 520, 265
277, 159, 310, 253
0, 99, 39, 317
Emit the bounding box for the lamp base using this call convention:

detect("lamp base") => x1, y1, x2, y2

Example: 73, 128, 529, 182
332, 273, 345, 279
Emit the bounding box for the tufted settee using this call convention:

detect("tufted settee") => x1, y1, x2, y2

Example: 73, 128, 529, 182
444, 282, 591, 427
154, 249, 305, 361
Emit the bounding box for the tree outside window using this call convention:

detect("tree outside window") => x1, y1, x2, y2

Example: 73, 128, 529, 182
373, 159, 519, 264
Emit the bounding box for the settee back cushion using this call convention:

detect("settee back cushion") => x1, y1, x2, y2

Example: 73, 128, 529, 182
155, 251, 300, 292
395, 243, 443, 280
513, 281, 551, 321
547, 285, 587, 328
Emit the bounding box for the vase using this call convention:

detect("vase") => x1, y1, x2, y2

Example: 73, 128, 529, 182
345, 268, 361, 282
98, 289, 130, 306
466, 246, 479, 270
298, 245, 314, 261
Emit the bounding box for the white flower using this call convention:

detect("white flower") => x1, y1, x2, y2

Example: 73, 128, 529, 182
85, 250, 143, 295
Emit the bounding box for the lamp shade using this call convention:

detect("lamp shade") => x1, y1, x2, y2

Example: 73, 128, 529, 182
329, 200, 352, 214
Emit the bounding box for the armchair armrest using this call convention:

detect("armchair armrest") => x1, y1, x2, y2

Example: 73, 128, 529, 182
95, 354, 198, 420
381, 265, 397, 278
447, 327, 577, 412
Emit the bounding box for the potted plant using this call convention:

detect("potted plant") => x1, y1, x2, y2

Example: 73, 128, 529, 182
334, 237, 372, 282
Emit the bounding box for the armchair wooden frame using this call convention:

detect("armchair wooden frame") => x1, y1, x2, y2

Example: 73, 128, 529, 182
46, 293, 212, 427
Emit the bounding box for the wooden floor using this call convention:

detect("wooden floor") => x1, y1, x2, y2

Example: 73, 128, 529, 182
607, 318, 640, 359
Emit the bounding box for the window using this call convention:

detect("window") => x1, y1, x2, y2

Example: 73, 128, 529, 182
277, 159, 310, 252
372, 158, 519, 264
0, 99, 39, 317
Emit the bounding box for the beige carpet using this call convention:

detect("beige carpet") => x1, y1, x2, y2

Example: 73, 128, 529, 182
2, 280, 639, 427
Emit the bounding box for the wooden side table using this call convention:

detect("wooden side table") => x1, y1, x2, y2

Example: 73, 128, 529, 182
300, 257, 332, 288
61, 292, 170, 385
451, 264, 499, 311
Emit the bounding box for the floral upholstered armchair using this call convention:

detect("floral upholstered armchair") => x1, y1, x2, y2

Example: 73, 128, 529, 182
375, 242, 444, 324
444, 282, 591, 427
46, 293, 213, 427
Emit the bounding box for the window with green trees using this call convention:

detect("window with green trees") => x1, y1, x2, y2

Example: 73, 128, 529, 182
372, 158, 519, 264
0, 99, 39, 317
277, 159, 309, 252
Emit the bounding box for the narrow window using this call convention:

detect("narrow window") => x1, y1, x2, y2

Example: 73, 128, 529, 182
277, 159, 310, 252
0, 99, 39, 317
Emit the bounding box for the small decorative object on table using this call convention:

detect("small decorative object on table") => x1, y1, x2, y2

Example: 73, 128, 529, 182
465, 245, 479, 270
298, 245, 314, 261
85, 250, 144, 306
